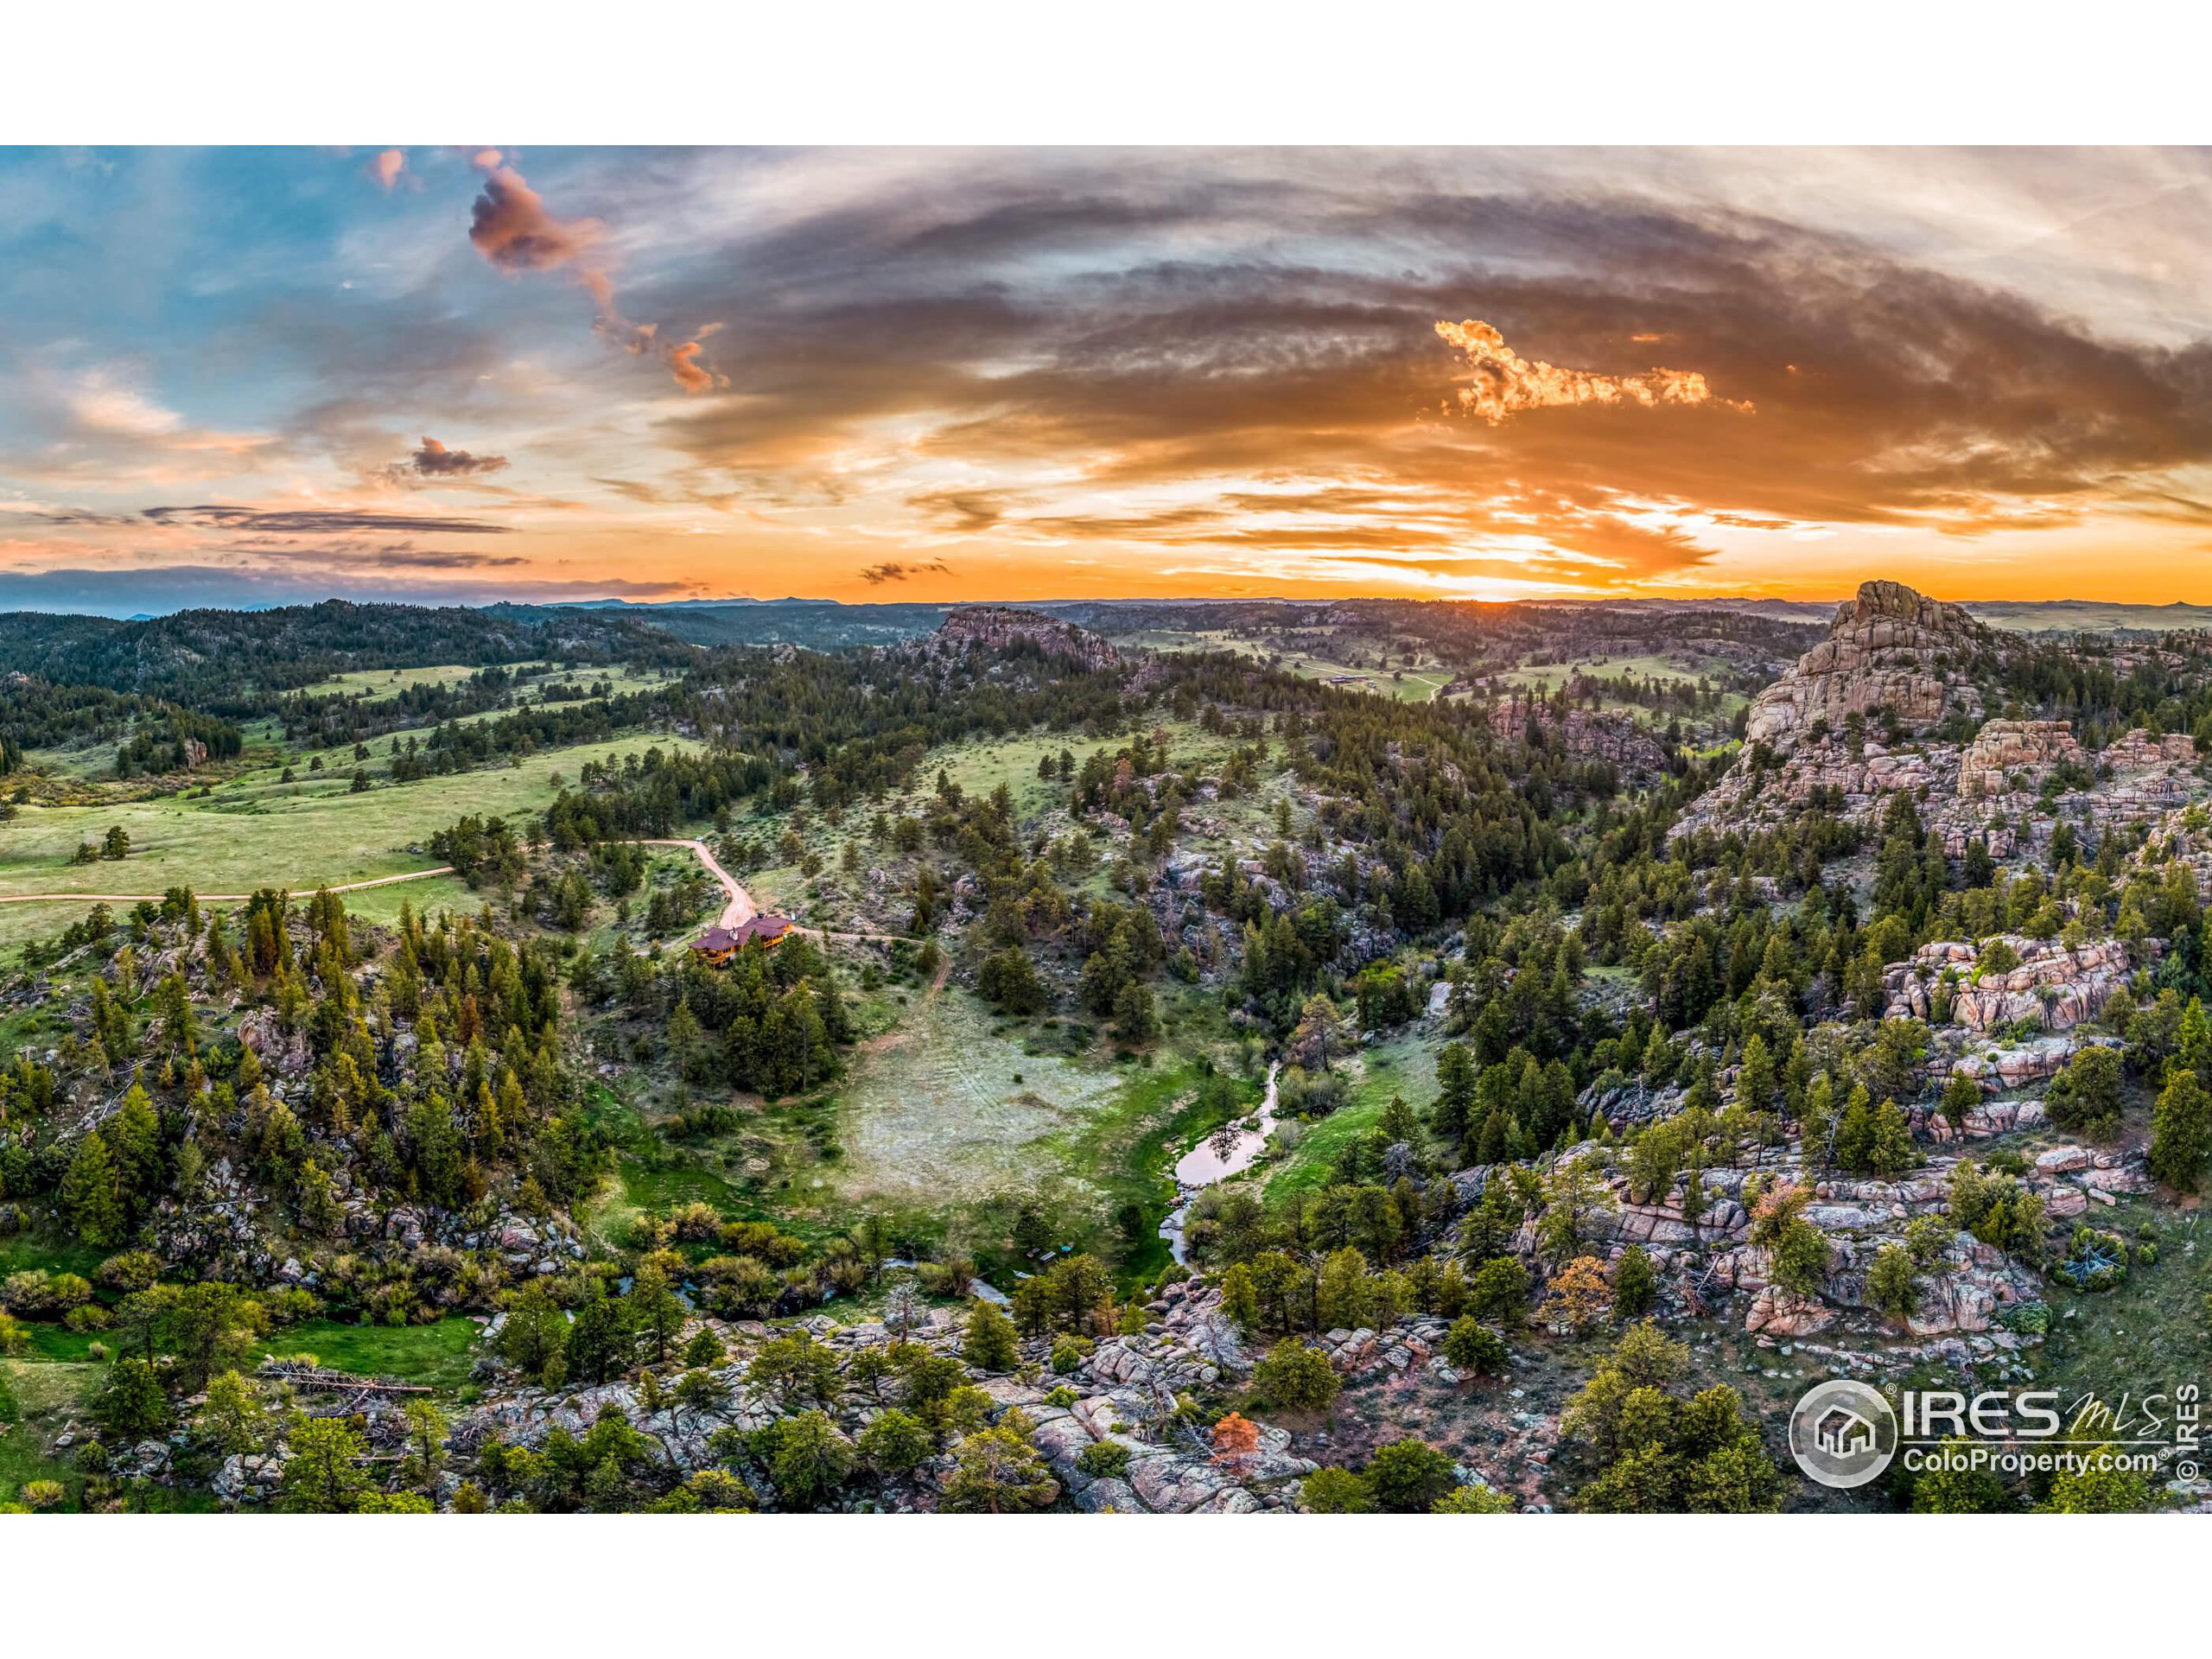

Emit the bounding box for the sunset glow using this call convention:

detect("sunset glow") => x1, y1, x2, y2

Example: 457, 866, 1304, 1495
9, 146, 2212, 613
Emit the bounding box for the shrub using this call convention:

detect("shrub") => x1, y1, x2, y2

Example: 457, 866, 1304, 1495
855, 1408, 932, 1475
1441, 1317, 1508, 1376
95, 1357, 170, 1440
21, 1479, 66, 1511
2046, 1045, 2123, 1140
1365, 1437, 1459, 1513
1252, 1339, 1340, 1413
1433, 1483, 1514, 1513
1299, 1466, 1375, 1513
1465, 1256, 1530, 1325
97, 1251, 163, 1294
1076, 1440, 1132, 1478
1611, 1246, 1657, 1319
1, 1269, 92, 1314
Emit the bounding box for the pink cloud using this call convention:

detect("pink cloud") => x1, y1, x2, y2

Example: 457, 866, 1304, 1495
466, 155, 722, 394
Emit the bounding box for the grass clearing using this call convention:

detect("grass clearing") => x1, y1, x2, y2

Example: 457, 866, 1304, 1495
0, 1359, 101, 1508
2035, 1198, 2212, 1408
0, 730, 706, 952
830, 992, 1126, 1211
1139, 630, 1453, 701
265, 1316, 485, 1390
1266, 1030, 1440, 1204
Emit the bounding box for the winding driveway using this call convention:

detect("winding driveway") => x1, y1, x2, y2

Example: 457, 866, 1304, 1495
0, 836, 912, 956
632, 836, 755, 930
0, 866, 459, 906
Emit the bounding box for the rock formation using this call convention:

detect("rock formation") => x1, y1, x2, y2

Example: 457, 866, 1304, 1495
1741, 579, 1993, 750
1885, 935, 2131, 1033
912, 606, 1119, 670
1955, 719, 2085, 799
1480, 697, 1669, 773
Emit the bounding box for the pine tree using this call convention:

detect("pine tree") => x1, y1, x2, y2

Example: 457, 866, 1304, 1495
1734, 1033, 1774, 1109
962, 1298, 1020, 1371
1866, 1243, 1921, 1325
105, 1084, 163, 1218
62, 1129, 125, 1247
280, 1414, 371, 1513
1866, 1100, 1921, 1176
623, 1262, 686, 1363
1431, 1040, 1477, 1144
2151, 1071, 2212, 1193
1611, 1245, 1658, 1318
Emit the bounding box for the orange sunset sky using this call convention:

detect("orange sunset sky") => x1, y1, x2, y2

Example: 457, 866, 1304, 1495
7, 146, 2212, 613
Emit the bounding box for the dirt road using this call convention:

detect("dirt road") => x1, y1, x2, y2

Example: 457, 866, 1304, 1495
0, 866, 459, 907
632, 837, 755, 930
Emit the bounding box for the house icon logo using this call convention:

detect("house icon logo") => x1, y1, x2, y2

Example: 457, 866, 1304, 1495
1789, 1380, 1897, 1489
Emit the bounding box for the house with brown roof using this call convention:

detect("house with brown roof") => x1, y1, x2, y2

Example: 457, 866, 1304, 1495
689, 914, 795, 963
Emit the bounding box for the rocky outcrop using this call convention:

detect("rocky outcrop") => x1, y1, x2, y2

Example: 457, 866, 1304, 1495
1675, 718, 2204, 855
913, 606, 1118, 670
438, 1282, 1296, 1516
1956, 719, 2086, 799
1745, 1287, 1837, 1338
1481, 698, 1669, 774
1741, 580, 1993, 750
1885, 936, 2130, 1033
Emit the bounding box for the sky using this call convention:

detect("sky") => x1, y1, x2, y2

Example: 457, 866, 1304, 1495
8, 146, 2212, 613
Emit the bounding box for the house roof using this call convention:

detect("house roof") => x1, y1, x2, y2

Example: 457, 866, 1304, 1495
691, 914, 795, 953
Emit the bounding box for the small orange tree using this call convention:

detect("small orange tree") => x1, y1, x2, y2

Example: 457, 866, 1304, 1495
1540, 1255, 1612, 1334
1211, 1411, 1261, 1473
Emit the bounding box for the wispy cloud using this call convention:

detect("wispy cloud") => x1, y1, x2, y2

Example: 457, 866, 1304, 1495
858, 559, 951, 584
140, 505, 512, 535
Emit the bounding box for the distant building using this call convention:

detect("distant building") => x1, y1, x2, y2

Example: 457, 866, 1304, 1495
689, 914, 796, 963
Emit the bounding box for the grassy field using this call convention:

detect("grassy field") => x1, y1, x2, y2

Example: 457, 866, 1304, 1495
575, 959, 1257, 1283
2034, 1195, 2212, 1411
1265, 1030, 1440, 1203
264, 1316, 485, 1389
0, 1233, 111, 1283
1116, 627, 1453, 702
304, 662, 494, 701
830, 991, 1128, 1211
300, 660, 683, 706
0, 730, 706, 952
2, 1360, 101, 1510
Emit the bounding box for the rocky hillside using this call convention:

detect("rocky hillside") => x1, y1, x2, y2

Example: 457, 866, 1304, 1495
1676, 580, 2208, 855
906, 606, 1120, 671
1741, 578, 1997, 750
